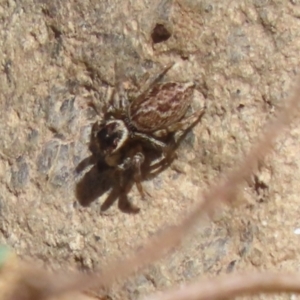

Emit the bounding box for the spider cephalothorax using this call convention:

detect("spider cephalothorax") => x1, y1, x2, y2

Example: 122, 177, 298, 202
92, 63, 205, 199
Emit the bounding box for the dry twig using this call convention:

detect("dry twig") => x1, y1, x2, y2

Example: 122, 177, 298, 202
144, 272, 300, 300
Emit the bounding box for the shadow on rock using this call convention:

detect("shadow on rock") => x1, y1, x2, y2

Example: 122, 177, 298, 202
75, 157, 140, 214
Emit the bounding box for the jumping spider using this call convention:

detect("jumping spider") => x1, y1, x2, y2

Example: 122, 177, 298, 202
91, 63, 204, 200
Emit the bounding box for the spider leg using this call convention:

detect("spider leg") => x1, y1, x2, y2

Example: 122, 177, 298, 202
138, 62, 175, 95
132, 132, 167, 150
116, 157, 132, 171
149, 108, 205, 171
105, 62, 130, 116
130, 151, 152, 199
114, 144, 151, 199
114, 82, 129, 110
151, 107, 204, 138
148, 143, 177, 173
167, 108, 205, 138
132, 132, 175, 173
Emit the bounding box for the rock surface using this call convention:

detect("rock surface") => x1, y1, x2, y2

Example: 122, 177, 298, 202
1, 0, 300, 299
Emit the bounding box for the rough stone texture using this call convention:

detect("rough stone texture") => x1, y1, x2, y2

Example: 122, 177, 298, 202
1, 0, 300, 299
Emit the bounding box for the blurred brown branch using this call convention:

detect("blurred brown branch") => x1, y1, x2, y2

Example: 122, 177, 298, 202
144, 272, 300, 300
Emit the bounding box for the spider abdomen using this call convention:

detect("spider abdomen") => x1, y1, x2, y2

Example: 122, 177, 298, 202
128, 82, 195, 132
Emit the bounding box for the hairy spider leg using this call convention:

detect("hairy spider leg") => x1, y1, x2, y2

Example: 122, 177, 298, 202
131, 131, 175, 174
149, 108, 205, 171
131, 151, 151, 199
132, 132, 167, 150
116, 157, 132, 171
152, 108, 205, 138
105, 61, 130, 116
137, 62, 175, 96
117, 144, 152, 199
